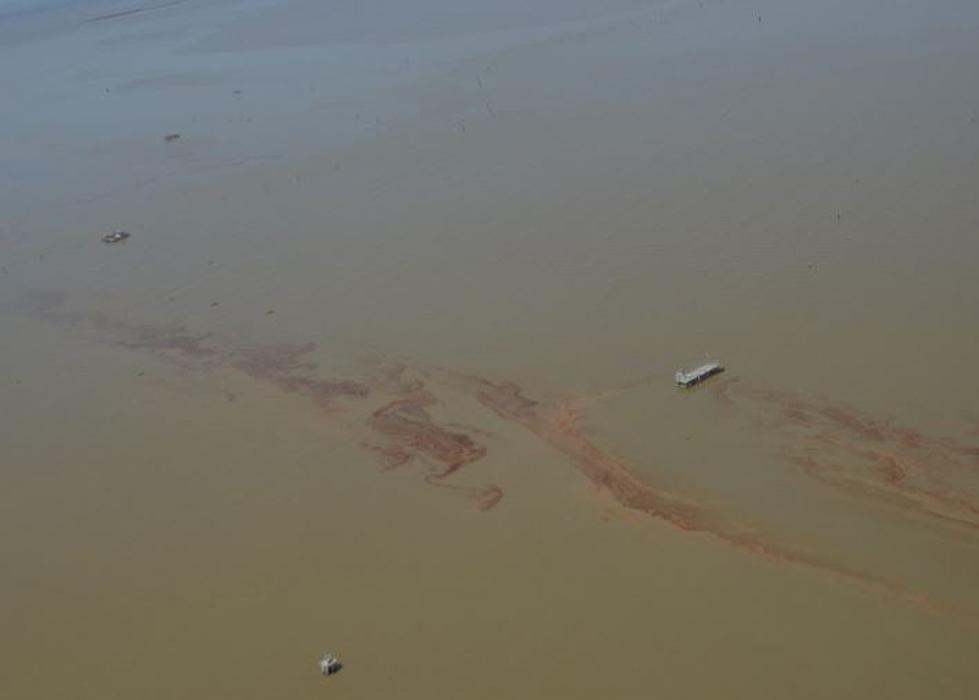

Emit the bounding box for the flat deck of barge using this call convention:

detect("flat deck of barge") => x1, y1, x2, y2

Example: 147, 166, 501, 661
675, 362, 723, 387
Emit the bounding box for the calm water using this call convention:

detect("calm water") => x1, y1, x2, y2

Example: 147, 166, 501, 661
2, 1, 978, 697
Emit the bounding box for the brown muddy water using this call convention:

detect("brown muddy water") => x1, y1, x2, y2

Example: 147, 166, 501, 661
2, 0, 979, 697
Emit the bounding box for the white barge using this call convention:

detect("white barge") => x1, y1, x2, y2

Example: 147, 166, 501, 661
675, 362, 723, 388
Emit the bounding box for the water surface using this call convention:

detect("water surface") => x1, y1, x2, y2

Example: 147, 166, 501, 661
2, 0, 978, 697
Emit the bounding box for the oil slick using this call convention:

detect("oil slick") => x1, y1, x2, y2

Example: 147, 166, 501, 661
22, 291, 979, 607
24, 291, 503, 512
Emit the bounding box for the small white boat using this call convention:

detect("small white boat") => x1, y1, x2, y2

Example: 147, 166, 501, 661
100, 230, 131, 244
675, 362, 723, 388
318, 653, 343, 676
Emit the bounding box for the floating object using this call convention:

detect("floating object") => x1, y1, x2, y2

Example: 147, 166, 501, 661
100, 230, 131, 244
675, 362, 724, 388
164, 133, 181, 142
318, 653, 342, 676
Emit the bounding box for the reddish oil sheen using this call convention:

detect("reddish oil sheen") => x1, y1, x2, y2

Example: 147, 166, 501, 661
234, 343, 369, 408
28, 293, 971, 576
463, 375, 933, 602
116, 326, 220, 361
33, 293, 501, 512
712, 377, 979, 532
369, 393, 487, 477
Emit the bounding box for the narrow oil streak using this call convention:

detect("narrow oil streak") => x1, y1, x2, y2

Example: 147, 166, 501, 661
84, 0, 189, 24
